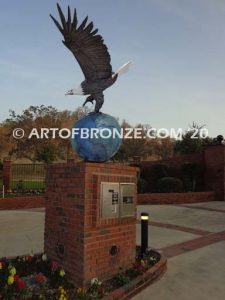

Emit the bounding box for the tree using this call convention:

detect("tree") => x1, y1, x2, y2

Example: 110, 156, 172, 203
0, 125, 12, 159
3, 105, 89, 163
113, 121, 153, 162
174, 122, 212, 154
151, 137, 174, 160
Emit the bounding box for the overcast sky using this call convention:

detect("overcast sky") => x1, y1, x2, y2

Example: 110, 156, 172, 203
0, 0, 225, 137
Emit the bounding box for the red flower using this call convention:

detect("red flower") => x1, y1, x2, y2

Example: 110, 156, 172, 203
17, 278, 26, 290
37, 274, 44, 285
51, 261, 59, 271
14, 275, 19, 282
98, 287, 104, 295
26, 256, 33, 262
132, 263, 140, 270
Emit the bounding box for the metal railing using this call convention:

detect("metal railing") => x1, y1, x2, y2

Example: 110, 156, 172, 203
10, 163, 46, 194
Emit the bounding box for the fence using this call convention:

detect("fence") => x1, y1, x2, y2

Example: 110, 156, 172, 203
10, 163, 46, 193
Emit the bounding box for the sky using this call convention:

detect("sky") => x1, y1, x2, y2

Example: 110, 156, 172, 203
0, 0, 225, 137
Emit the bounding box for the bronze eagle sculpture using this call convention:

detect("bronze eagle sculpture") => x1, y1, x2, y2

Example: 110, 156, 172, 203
50, 3, 132, 113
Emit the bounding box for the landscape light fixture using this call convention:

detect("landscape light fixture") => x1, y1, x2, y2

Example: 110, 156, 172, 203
141, 212, 149, 256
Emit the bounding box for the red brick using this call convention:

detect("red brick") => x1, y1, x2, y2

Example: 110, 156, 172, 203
138, 191, 215, 205
0, 196, 44, 210
44, 161, 138, 287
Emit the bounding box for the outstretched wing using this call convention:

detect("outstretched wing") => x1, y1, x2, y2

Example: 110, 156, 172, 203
50, 3, 113, 82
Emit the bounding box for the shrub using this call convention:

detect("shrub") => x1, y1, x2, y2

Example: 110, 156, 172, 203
139, 163, 169, 193
16, 180, 25, 191
157, 177, 183, 193
181, 162, 201, 191
137, 178, 148, 193
115, 273, 130, 287
151, 164, 169, 179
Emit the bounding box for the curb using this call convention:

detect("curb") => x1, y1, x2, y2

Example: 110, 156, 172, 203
104, 250, 167, 300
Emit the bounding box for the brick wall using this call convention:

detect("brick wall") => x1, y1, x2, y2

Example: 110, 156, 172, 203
134, 153, 205, 193
45, 161, 138, 287
138, 191, 215, 205
0, 196, 44, 210
204, 145, 225, 201
3, 159, 11, 192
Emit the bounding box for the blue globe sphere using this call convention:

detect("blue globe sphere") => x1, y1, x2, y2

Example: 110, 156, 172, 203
71, 113, 122, 162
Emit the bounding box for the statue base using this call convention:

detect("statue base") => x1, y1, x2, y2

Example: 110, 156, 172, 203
44, 161, 138, 287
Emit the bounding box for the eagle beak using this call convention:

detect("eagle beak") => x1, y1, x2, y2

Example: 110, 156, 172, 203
65, 89, 74, 96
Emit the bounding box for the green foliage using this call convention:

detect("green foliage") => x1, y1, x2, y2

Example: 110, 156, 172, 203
2, 105, 89, 163
0, 254, 69, 300
15, 180, 25, 190
11, 181, 45, 190
112, 143, 129, 162
174, 122, 212, 154
115, 273, 130, 287
137, 178, 148, 193
181, 162, 201, 191
113, 121, 153, 162
151, 164, 169, 179
157, 177, 183, 193
35, 144, 56, 164
139, 164, 169, 193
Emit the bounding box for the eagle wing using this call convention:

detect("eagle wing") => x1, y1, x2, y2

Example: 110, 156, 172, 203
50, 4, 113, 82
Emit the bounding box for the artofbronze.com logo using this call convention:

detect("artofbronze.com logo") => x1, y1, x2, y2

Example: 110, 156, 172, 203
12, 127, 209, 140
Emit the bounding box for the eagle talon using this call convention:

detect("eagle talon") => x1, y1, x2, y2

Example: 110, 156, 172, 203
82, 99, 94, 107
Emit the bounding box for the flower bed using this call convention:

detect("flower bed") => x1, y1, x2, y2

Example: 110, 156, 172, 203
0, 249, 165, 300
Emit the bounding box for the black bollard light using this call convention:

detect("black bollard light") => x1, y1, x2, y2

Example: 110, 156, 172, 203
141, 212, 149, 256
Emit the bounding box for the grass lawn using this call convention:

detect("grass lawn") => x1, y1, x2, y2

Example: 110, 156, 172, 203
0, 180, 45, 190
11, 180, 45, 190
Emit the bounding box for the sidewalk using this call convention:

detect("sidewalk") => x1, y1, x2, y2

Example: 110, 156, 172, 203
134, 202, 225, 300
0, 209, 44, 257
1, 202, 225, 300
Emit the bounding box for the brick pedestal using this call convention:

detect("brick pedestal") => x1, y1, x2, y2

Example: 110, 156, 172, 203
204, 145, 225, 201
44, 162, 138, 287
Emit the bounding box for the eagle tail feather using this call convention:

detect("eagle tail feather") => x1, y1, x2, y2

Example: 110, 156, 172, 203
115, 61, 132, 77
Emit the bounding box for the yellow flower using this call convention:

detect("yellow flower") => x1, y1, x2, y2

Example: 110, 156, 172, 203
77, 287, 83, 294
9, 266, 16, 276
0, 262, 3, 270
7, 275, 14, 285
140, 260, 145, 267
59, 269, 65, 277
59, 295, 67, 300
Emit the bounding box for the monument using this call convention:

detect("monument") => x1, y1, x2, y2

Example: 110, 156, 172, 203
44, 4, 138, 287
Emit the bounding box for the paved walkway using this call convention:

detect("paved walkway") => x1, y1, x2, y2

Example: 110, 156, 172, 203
0, 202, 225, 299
0, 208, 45, 257
134, 201, 225, 300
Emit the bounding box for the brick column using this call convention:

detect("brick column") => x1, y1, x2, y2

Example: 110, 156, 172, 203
45, 161, 138, 287
3, 158, 11, 192
204, 145, 225, 200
